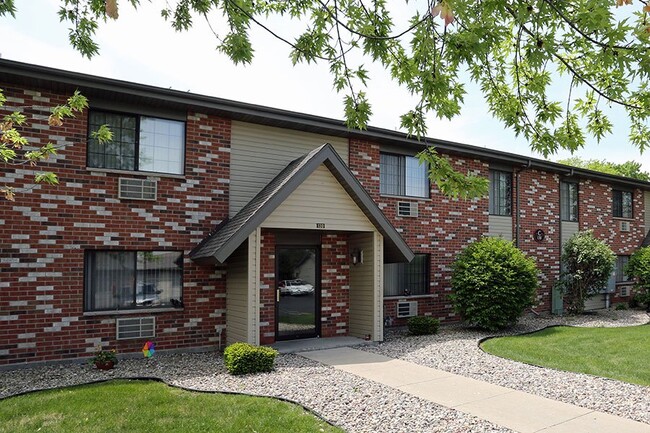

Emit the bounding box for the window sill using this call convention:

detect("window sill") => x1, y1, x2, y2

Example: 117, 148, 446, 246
83, 307, 183, 316
380, 194, 431, 201
384, 294, 435, 300
86, 167, 186, 180
612, 217, 635, 221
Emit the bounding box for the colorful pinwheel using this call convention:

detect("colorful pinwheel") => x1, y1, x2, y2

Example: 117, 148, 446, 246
142, 341, 155, 358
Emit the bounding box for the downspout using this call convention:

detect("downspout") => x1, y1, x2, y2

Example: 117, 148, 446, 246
514, 159, 532, 248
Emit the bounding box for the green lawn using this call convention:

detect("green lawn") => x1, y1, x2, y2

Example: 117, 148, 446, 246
481, 324, 650, 386
0, 380, 344, 433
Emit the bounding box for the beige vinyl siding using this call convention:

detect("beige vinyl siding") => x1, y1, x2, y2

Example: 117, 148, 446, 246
230, 121, 349, 216
226, 243, 250, 345
488, 215, 513, 240
225, 229, 261, 345
349, 231, 377, 339
561, 221, 580, 246
261, 165, 375, 231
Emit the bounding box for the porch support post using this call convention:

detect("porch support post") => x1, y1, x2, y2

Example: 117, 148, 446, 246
373, 231, 384, 341
247, 227, 261, 345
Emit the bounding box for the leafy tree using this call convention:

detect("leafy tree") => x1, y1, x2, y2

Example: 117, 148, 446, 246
556, 230, 615, 315
451, 237, 538, 331
2, 0, 649, 198
0, 89, 110, 200
626, 246, 650, 310
557, 157, 650, 181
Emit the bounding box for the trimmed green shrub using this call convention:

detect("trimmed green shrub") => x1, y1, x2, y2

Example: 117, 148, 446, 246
614, 303, 628, 311
407, 316, 440, 336
451, 237, 538, 331
556, 230, 615, 314
626, 246, 650, 311
223, 343, 278, 375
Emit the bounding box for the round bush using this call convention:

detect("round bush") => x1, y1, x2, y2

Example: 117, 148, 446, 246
558, 230, 615, 314
451, 237, 538, 331
223, 342, 278, 375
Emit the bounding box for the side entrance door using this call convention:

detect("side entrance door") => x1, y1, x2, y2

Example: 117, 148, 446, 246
276, 246, 320, 340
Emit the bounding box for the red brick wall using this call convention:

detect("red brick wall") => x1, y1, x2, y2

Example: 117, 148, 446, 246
516, 170, 561, 310
0, 85, 230, 365
578, 181, 646, 304
320, 233, 350, 337
348, 143, 489, 324
258, 229, 276, 345
349, 141, 648, 322
579, 180, 645, 254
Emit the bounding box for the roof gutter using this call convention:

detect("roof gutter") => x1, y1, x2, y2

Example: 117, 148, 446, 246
1, 58, 649, 190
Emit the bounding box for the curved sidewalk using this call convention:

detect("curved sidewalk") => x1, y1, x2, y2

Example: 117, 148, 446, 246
300, 347, 650, 433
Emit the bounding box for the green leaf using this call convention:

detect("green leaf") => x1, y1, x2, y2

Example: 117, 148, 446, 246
34, 172, 59, 185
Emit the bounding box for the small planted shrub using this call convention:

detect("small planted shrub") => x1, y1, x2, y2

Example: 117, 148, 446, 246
223, 342, 278, 375
451, 237, 538, 331
557, 230, 615, 314
614, 303, 628, 311
407, 316, 440, 336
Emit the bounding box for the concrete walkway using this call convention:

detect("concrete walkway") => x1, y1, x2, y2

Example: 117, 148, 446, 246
301, 347, 650, 433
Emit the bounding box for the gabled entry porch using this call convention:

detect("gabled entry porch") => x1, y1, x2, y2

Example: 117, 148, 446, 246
190, 144, 413, 345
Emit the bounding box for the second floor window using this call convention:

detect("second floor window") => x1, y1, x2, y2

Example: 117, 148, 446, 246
380, 153, 429, 198
560, 181, 579, 222
613, 190, 633, 218
489, 170, 512, 216
87, 110, 185, 175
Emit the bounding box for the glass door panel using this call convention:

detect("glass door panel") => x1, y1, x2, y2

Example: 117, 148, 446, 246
276, 247, 319, 340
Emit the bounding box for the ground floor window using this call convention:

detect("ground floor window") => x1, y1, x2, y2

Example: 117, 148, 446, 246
384, 254, 430, 297
615, 255, 630, 282
84, 250, 183, 311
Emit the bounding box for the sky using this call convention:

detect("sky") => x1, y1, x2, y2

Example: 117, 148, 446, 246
1, 0, 648, 172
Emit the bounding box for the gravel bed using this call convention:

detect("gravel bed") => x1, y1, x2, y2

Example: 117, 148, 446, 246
0, 350, 512, 432
1, 310, 647, 432
361, 309, 650, 425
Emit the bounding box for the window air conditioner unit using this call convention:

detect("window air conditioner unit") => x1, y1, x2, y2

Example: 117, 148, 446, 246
619, 285, 631, 297
118, 178, 157, 201
619, 221, 631, 232
116, 317, 156, 340
397, 201, 418, 217
396, 301, 418, 318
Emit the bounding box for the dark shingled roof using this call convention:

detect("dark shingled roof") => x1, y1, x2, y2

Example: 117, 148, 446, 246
190, 143, 414, 265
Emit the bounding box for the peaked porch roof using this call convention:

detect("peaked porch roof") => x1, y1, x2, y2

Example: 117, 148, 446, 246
190, 143, 414, 265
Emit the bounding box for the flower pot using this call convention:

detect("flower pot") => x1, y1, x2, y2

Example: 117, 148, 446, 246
94, 360, 115, 370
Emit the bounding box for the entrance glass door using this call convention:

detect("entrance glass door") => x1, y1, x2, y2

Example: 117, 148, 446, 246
276, 246, 319, 340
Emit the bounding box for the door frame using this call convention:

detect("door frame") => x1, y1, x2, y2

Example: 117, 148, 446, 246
275, 245, 321, 341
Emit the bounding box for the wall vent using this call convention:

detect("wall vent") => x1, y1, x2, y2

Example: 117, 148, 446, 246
396, 301, 418, 318
397, 201, 418, 217
116, 317, 155, 340
619, 220, 631, 232
118, 178, 157, 201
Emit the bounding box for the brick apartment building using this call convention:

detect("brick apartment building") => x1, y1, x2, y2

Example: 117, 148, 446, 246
1, 59, 649, 367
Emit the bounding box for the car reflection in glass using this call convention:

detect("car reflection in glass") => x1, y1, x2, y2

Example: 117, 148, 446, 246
279, 279, 315, 296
